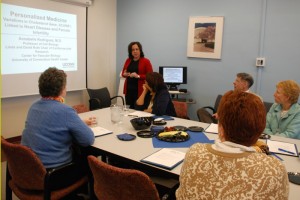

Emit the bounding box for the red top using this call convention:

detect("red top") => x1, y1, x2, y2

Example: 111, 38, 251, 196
121, 57, 153, 96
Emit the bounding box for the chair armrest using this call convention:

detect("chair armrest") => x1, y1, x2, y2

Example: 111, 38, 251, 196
202, 106, 216, 114
197, 107, 218, 124
89, 98, 101, 110
111, 95, 125, 105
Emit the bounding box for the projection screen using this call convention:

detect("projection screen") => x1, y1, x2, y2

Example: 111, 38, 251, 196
1, 0, 87, 98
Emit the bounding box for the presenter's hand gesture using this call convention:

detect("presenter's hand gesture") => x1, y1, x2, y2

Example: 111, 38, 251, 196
123, 71, 130, 77
130, 72, 138, 78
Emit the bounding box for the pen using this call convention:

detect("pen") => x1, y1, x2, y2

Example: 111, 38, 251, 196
271, 153, 284, 161
278, 148, 295, 155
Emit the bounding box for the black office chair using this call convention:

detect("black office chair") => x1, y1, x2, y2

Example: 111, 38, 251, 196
263, 101, 273, 113
197, 94, 222, 123
87, 87, 125, 111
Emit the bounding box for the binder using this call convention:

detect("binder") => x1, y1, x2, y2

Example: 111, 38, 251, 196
141, 148, 185, 170
266, 139, 298, 157
91, 126, 113, 137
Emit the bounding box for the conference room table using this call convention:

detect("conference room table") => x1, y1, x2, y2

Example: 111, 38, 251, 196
79, 107, 300, 200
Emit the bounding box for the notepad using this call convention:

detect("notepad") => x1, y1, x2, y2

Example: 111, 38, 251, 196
266, 139, 298, 157
141, 148, 185, 170
91, 126, 113, 137
204, 123, 218, 134
127, 111, 154, 117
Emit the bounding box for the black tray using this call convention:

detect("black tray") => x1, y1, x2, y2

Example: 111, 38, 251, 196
156, 131, 189, 143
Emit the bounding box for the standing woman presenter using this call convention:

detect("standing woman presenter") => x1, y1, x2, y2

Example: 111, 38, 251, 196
121, 41, 153, 108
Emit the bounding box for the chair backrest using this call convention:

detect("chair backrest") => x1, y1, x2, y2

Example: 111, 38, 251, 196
214, 94, 223, 112
1, 137, 46, 190
197, 94, 222, 123
87, 87, 112, 110
88, 155, 160, 200
172, 101, 189, 119
263, 101, 273, 113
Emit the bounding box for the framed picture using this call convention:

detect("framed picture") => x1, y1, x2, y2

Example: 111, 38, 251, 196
187, 16, 224, 59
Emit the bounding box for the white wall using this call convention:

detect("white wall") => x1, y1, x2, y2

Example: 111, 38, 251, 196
1, 0, 117, 139
87, 0, 117, 90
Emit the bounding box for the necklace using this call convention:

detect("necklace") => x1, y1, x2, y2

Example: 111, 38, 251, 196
42, 96, 65, 103
280, 110, 288, 118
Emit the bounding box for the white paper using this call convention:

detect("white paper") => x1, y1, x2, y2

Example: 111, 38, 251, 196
91, 126, 113, 137
127, 111, 154, 117
205, 123, 218, 134
141, 148, 185, 169
266, 140, 298, 156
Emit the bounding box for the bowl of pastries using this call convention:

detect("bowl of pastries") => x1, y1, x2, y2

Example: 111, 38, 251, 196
156, 126, 190, 142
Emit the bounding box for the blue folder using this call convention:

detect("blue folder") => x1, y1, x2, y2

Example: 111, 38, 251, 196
152, 115, 174, 120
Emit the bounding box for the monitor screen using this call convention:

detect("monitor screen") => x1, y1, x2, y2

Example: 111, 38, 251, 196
159, 66, 187, 90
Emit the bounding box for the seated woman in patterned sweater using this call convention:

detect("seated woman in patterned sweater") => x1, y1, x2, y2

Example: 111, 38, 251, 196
176, 91, 289, 200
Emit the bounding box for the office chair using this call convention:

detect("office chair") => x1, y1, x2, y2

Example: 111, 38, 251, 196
87, 87, 125, 111
87, 155, 160, 200
263, 101, 273, 113
197, 94, 222, 123
172, 100, 189, 119
1, 137, 88, 200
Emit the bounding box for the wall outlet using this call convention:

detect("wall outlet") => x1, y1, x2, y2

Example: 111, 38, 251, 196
256, 57, 265, 67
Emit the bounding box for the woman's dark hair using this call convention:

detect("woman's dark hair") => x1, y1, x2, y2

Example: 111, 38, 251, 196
217, 90, 266, 146
146, 72, 165, 93
128, 41, 145, 59
39, 67, 67, 97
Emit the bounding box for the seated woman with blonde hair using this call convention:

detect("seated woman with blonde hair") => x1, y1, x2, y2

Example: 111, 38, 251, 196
176, 91, 289, 200
264, 80, 300, 139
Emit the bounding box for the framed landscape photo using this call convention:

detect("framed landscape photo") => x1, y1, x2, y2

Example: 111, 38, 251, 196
187, 16, 224, 59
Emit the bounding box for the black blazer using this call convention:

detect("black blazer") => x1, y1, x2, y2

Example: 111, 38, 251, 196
135, 86, 177, 117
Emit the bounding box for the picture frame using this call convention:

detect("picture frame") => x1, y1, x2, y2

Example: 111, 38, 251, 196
187, 16, 224, 59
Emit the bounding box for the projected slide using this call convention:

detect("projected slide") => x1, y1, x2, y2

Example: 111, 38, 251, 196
163, 68, 183, 83
1, 3, 77, 75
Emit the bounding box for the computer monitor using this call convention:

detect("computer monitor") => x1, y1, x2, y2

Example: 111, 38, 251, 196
159, 66, 187, 90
